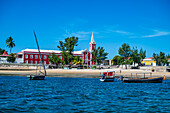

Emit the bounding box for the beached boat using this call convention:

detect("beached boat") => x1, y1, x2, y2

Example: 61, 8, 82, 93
122, 73, 165, 83
99, 71, 115, 82
27, 31, 46, 80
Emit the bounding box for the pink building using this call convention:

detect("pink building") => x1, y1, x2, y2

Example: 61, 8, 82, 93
16, 32, 96, 66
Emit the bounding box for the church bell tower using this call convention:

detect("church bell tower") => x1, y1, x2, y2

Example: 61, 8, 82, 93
89, 32, 96, 51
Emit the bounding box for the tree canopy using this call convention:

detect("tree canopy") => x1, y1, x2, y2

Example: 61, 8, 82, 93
116, 43, 146, 68
153, 52, 169, 66
112, 55, 124, 65
91, 46, 108, 65
73, 56, 83, 65
7, 53, 16, 63
139, 48, 146, 61
6, 37, 15, 53
0, 48, 5, 55
118, 43, 131, 69
118, 43, 131, 59
48, 53, 62, 66
130, 47, 140, 66
57, 36, 78, 65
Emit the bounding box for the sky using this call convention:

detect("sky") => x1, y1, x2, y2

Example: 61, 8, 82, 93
0, 0, 170, 59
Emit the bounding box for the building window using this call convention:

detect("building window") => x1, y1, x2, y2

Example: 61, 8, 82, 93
35, 55, 38, 59
25, 55, 28, 58
25, 60, 28, 64
35, 61, 37, 64
44, 55, 47, 59
30, 55, 33, 59
30, 60, 33, 64
85, 55, 88, 60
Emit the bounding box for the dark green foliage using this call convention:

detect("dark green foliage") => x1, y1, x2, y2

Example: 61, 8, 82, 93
118, 43, 131, 59
0, 48, 5, 55
153, 52, 169, 66
6, 37, 15, 53
57, 36, 78, 65
112, 55, 124, 65
118, 43, 131, 69
139, 48, 146, 61
91, 47, 108, 65
48, 53, 62, 66
131, 47, 140, 66
118, 44, 146, 68
7, 53, 16, 63
73, 56, 83, 65
167, 54, 170, 58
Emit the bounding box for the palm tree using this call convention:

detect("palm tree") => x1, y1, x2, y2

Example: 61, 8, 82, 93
91, 46, 108, 67
73, 56, 83, 65
6, 37, 15, 53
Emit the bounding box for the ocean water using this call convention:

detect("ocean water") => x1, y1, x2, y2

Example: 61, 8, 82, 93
0, 76, 169, 113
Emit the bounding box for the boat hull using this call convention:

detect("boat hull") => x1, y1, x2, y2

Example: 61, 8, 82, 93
100, 77, 115, 82
123, 77, 164, 83
27, 75, 45, 80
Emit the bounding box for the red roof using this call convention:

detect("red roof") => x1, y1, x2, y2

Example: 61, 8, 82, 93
145, 57, 154, 59
0, 51, 10, 57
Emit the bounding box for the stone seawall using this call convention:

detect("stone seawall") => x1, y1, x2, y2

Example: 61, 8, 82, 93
140, 66, 167, 72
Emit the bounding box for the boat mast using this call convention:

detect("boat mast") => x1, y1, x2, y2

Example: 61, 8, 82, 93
34, 31, 46, 76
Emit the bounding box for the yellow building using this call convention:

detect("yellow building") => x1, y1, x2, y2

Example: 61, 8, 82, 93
141, 57, 156, 66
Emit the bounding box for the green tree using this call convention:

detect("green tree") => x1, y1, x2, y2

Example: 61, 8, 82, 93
48, 53, 62, 67
73, 56, 83, 65
112, 55, 124, 65
131, 47, 140, 66
57, 36, 78, 66
7, 53, 16, 63
0, 48, 5, 54
91, 47, 108, 67
167, 54, 170, 58
153, 52, 167, 66
139, 48, 146, 62
6, 37, 15, 53
118, 43, 131, 69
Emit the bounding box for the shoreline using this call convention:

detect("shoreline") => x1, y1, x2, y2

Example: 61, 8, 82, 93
0, 68, 170, 79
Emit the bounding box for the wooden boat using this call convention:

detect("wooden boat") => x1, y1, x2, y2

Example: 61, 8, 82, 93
123, 73, 165, 83
27, 31, 46, 80
27, 74, 45, 80
99, 71, 115, 82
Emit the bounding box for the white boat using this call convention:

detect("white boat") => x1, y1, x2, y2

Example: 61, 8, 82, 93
99, 71, 115, 82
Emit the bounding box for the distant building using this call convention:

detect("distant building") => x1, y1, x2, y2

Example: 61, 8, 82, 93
16, 32, 96, 66
0, 51, 10, 63
141, 57, 156, 66
168, 58, 170, 66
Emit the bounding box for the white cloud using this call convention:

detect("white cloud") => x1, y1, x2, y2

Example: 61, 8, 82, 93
114, 30, 132, 35
63, 31, 98, 40
142, 30, 170, 38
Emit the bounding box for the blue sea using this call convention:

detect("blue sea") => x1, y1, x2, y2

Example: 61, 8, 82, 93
0, 76, 169, 113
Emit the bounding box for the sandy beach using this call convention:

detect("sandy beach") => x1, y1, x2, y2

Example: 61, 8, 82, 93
0, 68, 170, 79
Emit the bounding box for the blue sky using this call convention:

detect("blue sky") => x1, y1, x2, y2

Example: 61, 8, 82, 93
0, 0, 170, 59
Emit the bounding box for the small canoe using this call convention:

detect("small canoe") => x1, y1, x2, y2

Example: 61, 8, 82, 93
123, 76, 165, 83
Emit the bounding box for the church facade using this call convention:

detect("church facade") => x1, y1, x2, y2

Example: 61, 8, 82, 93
16, 33, 96, 66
